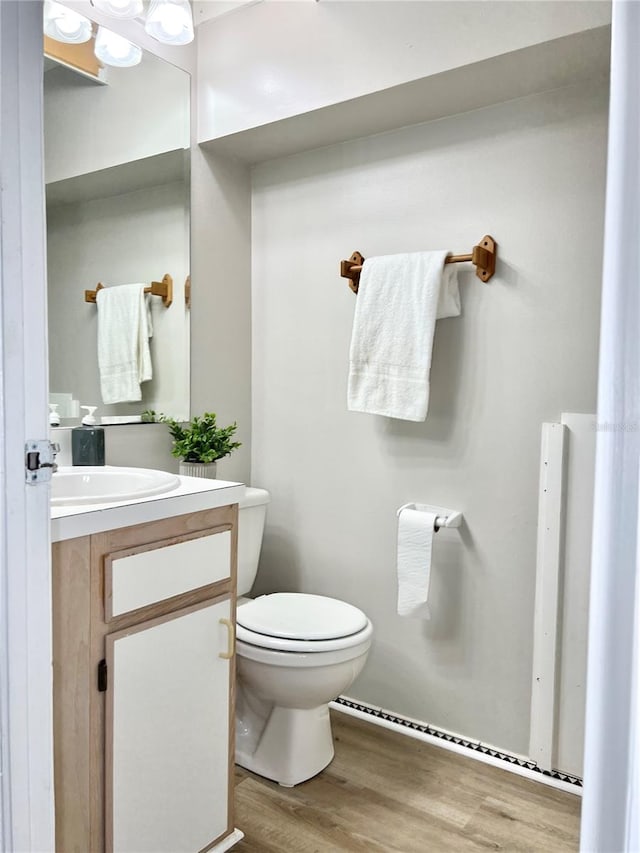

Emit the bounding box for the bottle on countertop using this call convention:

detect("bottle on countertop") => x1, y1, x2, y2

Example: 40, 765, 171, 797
49, 403, 60, 427
72, 406, 105, 466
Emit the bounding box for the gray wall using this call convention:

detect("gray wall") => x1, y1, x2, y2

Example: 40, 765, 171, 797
250, 81, 607, 755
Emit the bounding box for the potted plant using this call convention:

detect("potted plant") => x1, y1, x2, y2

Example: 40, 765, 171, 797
158, 412, 241, 478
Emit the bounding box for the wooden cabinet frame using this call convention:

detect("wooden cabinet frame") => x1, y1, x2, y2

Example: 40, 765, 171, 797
104, 524, 233, 622
53, 504, 238, 853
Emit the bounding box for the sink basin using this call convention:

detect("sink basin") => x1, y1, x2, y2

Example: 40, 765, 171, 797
51, 466, 181, 506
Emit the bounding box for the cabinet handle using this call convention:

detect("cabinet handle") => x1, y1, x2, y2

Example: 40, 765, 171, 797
219, 618, 235, 660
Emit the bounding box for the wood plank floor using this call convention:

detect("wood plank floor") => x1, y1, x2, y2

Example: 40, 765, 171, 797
234, 711, 581, 852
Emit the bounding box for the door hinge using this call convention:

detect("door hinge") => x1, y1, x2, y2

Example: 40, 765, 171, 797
25, 440, 60, 484
97, 659, 108, 692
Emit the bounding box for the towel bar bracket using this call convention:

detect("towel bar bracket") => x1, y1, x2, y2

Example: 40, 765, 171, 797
152, 273, 173, 307
471, 235, 496, 282
340, 235, 497, 293
340, 251, 365, 294
84, 283, 105, 304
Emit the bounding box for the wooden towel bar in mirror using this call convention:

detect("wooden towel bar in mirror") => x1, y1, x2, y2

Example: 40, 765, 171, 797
85, 274, 174, 307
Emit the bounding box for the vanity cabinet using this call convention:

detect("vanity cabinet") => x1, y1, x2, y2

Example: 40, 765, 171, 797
53, 504, 238, 853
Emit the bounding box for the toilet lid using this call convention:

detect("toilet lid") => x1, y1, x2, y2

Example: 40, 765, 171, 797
236, 593, 368, 640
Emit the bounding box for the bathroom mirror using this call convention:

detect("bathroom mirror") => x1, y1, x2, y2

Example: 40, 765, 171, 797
44, 33, 190, 423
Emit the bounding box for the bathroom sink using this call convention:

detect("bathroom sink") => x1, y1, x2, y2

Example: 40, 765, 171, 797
51, 466, 181, 506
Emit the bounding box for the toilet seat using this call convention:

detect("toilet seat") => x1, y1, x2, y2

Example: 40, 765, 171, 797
238, 592, 368, 639
236, 593, 372, 653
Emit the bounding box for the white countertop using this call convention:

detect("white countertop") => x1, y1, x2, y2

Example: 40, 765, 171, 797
51, 474, 246, 542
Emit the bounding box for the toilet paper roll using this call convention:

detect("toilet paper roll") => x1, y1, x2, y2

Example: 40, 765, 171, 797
397, 507, 437, 619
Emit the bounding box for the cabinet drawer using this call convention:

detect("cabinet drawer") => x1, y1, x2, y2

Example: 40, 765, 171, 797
105, 528, 231, 619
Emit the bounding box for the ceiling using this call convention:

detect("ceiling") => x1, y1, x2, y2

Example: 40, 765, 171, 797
192, 0, 263, 26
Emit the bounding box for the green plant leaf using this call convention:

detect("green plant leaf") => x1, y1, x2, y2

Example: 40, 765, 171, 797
157, 412, 241, 463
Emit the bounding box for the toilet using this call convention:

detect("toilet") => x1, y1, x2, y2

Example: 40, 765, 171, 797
235, 487, 373, 787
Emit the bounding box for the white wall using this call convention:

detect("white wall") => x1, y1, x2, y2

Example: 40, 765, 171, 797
197, 0, 610, 141
47, 181, 190, 420
250, 81, 607, 756
189, 146, 252, 484
192, 0, 610, 493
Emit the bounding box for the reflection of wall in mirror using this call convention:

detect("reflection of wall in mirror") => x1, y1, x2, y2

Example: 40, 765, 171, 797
44, 46, 190, 422
44, 51, 189, 183
47, 179, 189, 420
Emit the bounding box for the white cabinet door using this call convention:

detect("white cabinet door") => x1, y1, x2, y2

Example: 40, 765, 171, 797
106, 598, 233, 853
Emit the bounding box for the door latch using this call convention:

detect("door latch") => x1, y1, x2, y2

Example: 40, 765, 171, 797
97, 659, 108, 692
25, 440, 60, 484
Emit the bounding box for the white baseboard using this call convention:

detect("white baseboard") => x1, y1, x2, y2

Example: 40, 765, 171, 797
330, 698, 582, 797
209, 828, 244, 851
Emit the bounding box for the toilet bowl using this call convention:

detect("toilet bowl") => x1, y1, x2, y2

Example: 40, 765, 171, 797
235, 490, 373, 787
235, 593, 373, 787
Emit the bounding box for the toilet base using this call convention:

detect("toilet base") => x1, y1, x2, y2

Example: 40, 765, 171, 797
236, 703, 335, 787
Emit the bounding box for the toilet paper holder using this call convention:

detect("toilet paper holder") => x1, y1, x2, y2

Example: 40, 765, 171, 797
397, 503, 463, 532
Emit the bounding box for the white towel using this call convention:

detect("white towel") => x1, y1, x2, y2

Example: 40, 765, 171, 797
97, 283, 153, 404
397, 507, 437, 619
348, 251, 460, 421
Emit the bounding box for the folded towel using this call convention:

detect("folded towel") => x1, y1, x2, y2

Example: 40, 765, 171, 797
97, 283, 153, 404
348, 251, 460, 421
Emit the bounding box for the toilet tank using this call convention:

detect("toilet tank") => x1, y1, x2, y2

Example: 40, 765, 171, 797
237, 487, 270, 596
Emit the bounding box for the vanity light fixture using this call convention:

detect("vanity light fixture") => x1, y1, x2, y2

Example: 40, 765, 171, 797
44, 0, 194, 67
43, 0, 92, 44
90, 0, 144, 19
145, 0, 194, 46
94, 25, 142, 67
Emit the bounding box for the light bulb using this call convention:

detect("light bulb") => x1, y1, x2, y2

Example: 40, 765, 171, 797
94, 26, 142, 67
145, 0, 194, 46
90, 0, 144, 19
44, 1, 92, 44
159, 5, 183, 37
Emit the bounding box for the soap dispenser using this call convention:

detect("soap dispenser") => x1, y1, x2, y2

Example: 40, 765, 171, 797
49, 403, 60, 427
72, 406, 105, 466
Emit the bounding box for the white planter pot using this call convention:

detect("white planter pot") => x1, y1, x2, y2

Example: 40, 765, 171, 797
179, 461, 217, 479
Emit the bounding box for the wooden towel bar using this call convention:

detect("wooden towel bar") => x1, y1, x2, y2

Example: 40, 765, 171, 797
340, 236, 497, 294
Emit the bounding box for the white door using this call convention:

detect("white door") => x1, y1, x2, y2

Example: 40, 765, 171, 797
106, 597, 233, 853
0, 2, 54, 851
